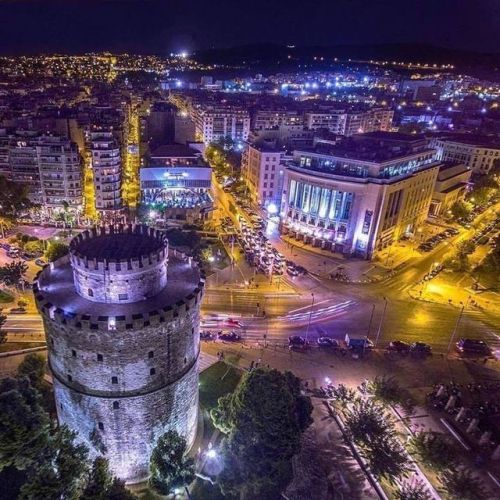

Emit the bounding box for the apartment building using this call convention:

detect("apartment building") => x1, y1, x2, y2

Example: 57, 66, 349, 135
191, 105, 250, 144
430, 134, 500, 174
90, 131, 123, 212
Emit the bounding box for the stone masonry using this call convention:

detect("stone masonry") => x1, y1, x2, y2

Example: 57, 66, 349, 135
34, 224, 203, 482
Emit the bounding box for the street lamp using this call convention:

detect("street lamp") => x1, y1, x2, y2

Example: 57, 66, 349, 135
305, 293, 315, 343
374, 297, 388, 347
447, 296, 471, 355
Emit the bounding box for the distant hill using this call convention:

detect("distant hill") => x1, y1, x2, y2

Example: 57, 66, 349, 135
194, 43, 500, 76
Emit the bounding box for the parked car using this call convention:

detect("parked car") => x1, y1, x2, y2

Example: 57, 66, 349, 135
9, 307, 27, 314
410, 342, 432, 356
34, 258, 48, 268
200, 331, 215, 341
218, 331, 241, 342
387, 340, 410, 353
288, 335, 307, 347
345, 334, 374, 350
456, 338, 491, 355
317, 337, 339, 348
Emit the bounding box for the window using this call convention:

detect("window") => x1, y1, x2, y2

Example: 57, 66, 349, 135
67, 374, 72, 382
150, 368, 156, 375
148, 350, 154, 359
98, 422, 104, 430
118, 293, 128, 301
71, 349, 76, 358
97, 354, 103, 362
113, 401, 119, 410
88, 288, 94, 297
111, 376, 118, 384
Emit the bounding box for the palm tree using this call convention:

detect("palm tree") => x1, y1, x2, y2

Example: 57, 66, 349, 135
438, 468, 487, 500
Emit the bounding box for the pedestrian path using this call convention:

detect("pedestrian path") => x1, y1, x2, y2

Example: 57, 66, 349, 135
198, 352, 219, 372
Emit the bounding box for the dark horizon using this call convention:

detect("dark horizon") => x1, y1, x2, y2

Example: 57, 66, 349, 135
0, 0, 499, 56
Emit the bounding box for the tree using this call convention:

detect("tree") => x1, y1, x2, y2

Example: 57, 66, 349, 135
212, 368, 313, 500
45, 241, 69, 262
17, 354, 46, 389
449, 200, 471, 220
438, 468, 487, 500
0, 177, 32, 217
367, 375, 404, 407
0, 377, 50, 471
344, 399, 394, 446
81, 457, 136, 500
457, 240, 475, 257
0, 261, 28, 287
149, 430, 195, 495
409, 432, 456, 471
361, 436, 412, 482
24, 240, 44, 255
331, 384, 357, 408
396, 480, 431, 500
19, 426, 89, 500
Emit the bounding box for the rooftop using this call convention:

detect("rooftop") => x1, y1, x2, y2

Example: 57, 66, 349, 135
36, 254, 201, 318
72, 232, 164, 261
150, 144, 201, 158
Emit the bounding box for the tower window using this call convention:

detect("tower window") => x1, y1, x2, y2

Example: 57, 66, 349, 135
118, 293, 128, 301
71, 349, 76, 358
68, 374, 72, 382
97, 354, 103, 362
88, 288, 94, 297
150, 368, 156, 375
111, 376, 118, 384
113, 401, 119, 410
98, 422, 104, 430
148, 350, 154, 359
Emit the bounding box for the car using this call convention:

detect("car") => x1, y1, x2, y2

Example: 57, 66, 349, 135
410, 342, 432, 356
387, 340, 410, 353
288, 335, 307, 346
9, 307, 27, 314
456, 338, 491, 355
200, 330, 215, 341
218, 331, 241, 342
447, 228, 459, 235
35, 258, 48, 267
317, 337, 339, 348
224, 318, 243, 328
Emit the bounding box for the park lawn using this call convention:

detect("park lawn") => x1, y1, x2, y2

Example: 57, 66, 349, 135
199, 361, 243, 410
0, 289, 14, 303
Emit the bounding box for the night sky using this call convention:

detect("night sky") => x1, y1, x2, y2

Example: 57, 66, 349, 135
0, 0, 498, 55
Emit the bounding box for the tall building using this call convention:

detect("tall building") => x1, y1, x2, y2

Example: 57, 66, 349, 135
34, 224, 203, 482
430, 135, 500, 174
0, 133, 83, 211
145, 102, 176, 148
241, 142, 287, 210
191, 105, 250, 145
280, 132, 441, 258
174, 112, 196, 145
90, 131, 123, 213
38, 138, 83, 212
429, 163, 471, 217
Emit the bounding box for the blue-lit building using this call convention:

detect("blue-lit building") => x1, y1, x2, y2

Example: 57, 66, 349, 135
280, 132, 442, 258
140, 166, 213, 221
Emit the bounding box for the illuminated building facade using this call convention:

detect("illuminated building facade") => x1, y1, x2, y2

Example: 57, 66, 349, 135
34, 225, 203, 482
140, 166, 213, 221
280, 133, 441, 258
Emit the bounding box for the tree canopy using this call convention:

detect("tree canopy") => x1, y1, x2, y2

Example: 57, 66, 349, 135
17, 354, 46, 389
0, 377, 50, 472
45, 241, 69, 262
0, 261, 28, 287
149, 430, 195, 495
211, 368, 313, 499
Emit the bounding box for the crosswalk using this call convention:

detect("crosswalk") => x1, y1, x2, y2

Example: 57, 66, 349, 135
198, 352, 219, 372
